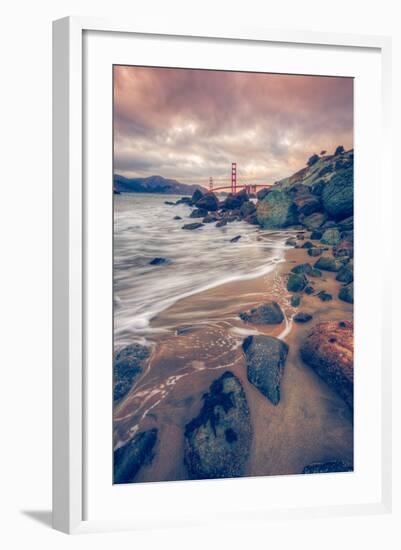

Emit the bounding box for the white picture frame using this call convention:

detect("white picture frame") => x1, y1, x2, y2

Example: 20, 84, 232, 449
52, 16, 392, 534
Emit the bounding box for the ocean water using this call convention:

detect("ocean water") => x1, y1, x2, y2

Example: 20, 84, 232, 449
113, 193, 288, 348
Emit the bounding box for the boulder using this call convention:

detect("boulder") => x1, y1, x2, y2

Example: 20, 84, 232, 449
221, 193, 241, 210
257, 189, 298, 229
242, 335, 289, 405
336, 264, 353, 284
310, 179, 326, 196
240, 201, 256, 217
182, 222, 204, 230
314, 256, 342, 272
302, 461, 352, 474
184, 371, 252, 479
173, 215, 182, 220
215, 219, 227, 228
285, 237, 297, 246
114, 344, 150, 402
230, 235, 242, 243
338, 216, 354, 231
304, 285, 315, 295
310, 229, 323, 240
164, 200, 175, 205
293, 193, 321, 216
334, 145, 345, 156
333, 239, 354, 258
176, 196, 192, 205
307, 153, 320, 166
244, 213, 259, 225
195, 192, 219, 211
321, 166, 353, 220
191, 189, 204, 204
320, 228, 341, 245
294, 312, 313, 323
300, 320, 353, 408
308, 247, 322, 257
287, 273, 308, 292
339, 283, 354, 304
302, 212, 327, 230
114, 429, 158, 484
203, 213, 219, 223
190, 207, 208, 218
239, 301, 284, 325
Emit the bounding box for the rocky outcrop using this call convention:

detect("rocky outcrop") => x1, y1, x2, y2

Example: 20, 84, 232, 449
321, 167, 353, 220
113, 344, 150, 402
240, 301, 284, 325
184, 371, 252, 479
114, 429, 158, 484
300, 320, 353, 408
257, 189, 298, 229
302, 460, 352, 474
191, 188, 204, 204
242, 335, 289, 405
195, 192, 219, 212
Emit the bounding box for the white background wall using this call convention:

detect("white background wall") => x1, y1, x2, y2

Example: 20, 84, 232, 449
0, 0, 399, 547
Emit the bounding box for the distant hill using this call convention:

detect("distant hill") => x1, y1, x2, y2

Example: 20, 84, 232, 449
114, 174, 207, 195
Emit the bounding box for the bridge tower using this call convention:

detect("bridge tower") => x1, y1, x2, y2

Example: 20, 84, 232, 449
231, 162, 237, 194
209, 177, 213, 192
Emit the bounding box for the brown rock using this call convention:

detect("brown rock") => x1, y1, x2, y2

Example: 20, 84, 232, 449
300, 320, 353, 408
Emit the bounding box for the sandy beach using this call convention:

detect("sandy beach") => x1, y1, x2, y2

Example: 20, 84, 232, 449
113, 234, 353, 482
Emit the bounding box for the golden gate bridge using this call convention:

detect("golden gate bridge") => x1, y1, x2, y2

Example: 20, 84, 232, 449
208, 162, 273, 194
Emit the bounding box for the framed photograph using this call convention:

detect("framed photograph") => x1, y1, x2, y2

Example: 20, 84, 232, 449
53, 17, 392, 534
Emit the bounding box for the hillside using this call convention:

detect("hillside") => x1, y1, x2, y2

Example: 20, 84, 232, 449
114, 174, 207, 195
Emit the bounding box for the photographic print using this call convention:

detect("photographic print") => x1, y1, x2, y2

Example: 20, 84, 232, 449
113, 66, 354, 484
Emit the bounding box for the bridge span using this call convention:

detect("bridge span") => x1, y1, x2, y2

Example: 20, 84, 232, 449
209, 163, 273, 194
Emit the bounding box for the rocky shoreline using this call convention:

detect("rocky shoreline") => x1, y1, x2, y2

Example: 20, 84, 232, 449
113, 146, 354, 483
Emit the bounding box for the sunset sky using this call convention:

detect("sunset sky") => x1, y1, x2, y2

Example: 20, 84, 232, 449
114, 66, 353, 187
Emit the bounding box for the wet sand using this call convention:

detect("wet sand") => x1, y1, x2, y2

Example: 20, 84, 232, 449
113, 235, 353, 482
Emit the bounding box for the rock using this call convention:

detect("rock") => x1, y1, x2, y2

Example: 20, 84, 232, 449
244, 213, 259, 225
320, 228, 341, 245
190, 207, 208, 218
314, 256, 342, 272
230, 235, 242, 243
195, 192, 219, 211
296, 233, 305, 240
203, 213, 219, 223
221, 193, 241, 210
149, 257, 169, 265
176, 196, 192, 205
257, 189, 298, 229
316, 290, 332, 301
294, 312, 313, 323
239, 301, 284, 325
310, 229, 323, 240
310, 179, 326, 196
339, 283, 353, 304
300, 320, 353, 408
191, 189, 204, 204
293, 193, 321, 216
236, 189, 249, 204
333, 239, 354, 258
173, 215, 182, 220
302, 461, 352, 474
321, 220, 337, 230
301, 241, 313, 249
242, 335, 289, 405
215, 219, 227, 228
307, 153, 320, 166
338, 216, 353, 231
256, 188, 271, 200
310, 268, 322, 277
182, 222, 204, 230
184, 371, 252, 479
285, 237, 297, 246
308, 247, 322, 257
322, 167, 353, 220
334, 145, 345, 156
291, 263, 313, 275
287, 273, 308, 292
114, 429, 158, 484
291, 294, 301, 307
114, 344, 150, 402
336, 264, 353, 284
240, 201, 256, 217
164, 200, 175, 205
304, 285, 315, 295
302, 212, 328, 230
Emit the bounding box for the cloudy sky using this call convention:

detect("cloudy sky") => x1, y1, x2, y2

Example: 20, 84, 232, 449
114, 65, 353, 187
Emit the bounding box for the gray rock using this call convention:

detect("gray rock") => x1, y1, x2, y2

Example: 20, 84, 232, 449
114, 344, 150, 402
190, 207, 208, 218
291, 294, 301, 307
184, 371, 252, 479
257, 189, 298, 229
195, 192, 219, 212
230, 235, 242, 243
336, 264, 353, 284
287, 273, 308, 292
240, 301, 284, 325
322, 166, 353, 220
339, 283, 354, 304
314, 256, 343, 272
242, 335, 289, 405
302, 212, 327, 230
114, 429, 158, 483
293, 312, 313, 323
316, 290, 333, 301
291, 263, 313, 275
182, 222, 204, 230
320, 228, 341, 245
308, 247, 322, 257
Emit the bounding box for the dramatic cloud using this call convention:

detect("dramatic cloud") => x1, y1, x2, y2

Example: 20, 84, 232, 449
114, 65, 353, 187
